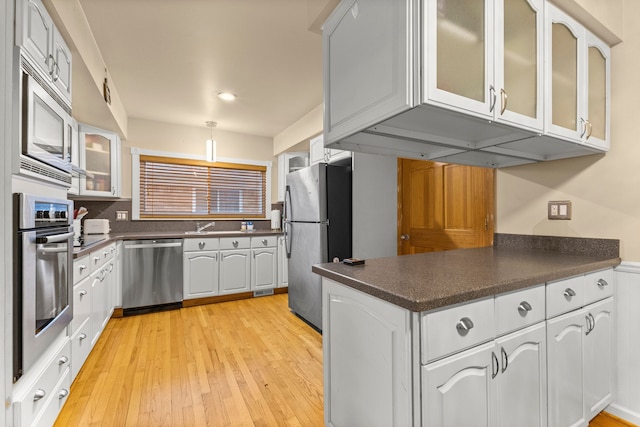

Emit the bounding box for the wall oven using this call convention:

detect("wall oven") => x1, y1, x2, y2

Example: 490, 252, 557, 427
13, 193, 74, 382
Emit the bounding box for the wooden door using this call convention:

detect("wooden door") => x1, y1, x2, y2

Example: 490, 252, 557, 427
398, 159, 494, 255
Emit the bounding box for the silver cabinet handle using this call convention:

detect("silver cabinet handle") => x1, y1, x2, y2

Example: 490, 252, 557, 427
489, 85, 497, 112
597, 278, 608, 288
517, 301, 532, 316
232, 240, 239, 248
93, 256, 101, 264
79, 333, 87, 341
58, 356, 69, 365
500, 88, 508, 115
588, 313, 596, 334
261, 239, 268, 246
500, 347, 508, 373
58, 389, 69, 399
103, 251, 109, 257
79, 290, 88, 297
491, 352, 499, 379
579, 118, 587, 138
563, 288, 576, 298
33, 389, 46, 401
199, 241, 205, 250
456, 317, 474, 336
79, 265, 87, 272
585, 120, 593, 139
585, 314, 593, 335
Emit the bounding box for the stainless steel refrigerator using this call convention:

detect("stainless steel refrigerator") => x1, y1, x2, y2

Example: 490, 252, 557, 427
284, 163, 351, 330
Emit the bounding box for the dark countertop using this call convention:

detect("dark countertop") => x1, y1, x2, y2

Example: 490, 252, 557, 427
312, 246, 621, 312
73, 230, 283, 258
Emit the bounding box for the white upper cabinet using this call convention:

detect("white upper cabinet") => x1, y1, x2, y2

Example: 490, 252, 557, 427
545, 3, 610, 149
16, 0, 72, 104
78, 124, 121, 198
323, 0, 611, 168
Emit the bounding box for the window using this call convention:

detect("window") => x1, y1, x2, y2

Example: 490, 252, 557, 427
136, 154, 268, 219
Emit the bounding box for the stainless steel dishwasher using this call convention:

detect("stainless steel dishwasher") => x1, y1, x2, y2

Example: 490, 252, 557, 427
123, 239, 183, 314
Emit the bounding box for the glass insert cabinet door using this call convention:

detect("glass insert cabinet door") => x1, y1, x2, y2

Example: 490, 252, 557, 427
78, 124, 119, 196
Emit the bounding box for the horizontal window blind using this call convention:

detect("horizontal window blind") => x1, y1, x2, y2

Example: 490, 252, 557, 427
139, 155, 266, 218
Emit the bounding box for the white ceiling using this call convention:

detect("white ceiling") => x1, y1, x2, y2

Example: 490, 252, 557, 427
75, 0, 328, 138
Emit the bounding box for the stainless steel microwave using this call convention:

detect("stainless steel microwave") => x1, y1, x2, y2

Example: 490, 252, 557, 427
19, 57, 73, 187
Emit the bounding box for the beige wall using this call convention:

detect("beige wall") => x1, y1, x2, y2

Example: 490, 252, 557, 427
496, 0, 638, 260
121, 118, 277, 202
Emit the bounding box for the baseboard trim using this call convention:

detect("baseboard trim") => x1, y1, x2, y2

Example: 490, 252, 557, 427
604, 405, 640, 426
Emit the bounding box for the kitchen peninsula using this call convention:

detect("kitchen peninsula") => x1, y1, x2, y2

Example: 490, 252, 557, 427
313, 234, 620, 427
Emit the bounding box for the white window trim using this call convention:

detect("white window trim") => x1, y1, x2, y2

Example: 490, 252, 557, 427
131, 147, 272, 220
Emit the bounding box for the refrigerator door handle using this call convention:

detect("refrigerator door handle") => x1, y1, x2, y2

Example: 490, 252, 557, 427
284, 185, 292, 222
284, 221, 292, 258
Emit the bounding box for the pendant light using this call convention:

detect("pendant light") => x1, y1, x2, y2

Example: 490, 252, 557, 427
206, 121, 217, 163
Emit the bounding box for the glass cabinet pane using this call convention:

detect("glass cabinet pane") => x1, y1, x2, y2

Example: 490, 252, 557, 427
504, 0, 537, 118
551, 23, 578, 131
588, 46, 606, 140
85, 134, 112, 192
437, 0, 485, 102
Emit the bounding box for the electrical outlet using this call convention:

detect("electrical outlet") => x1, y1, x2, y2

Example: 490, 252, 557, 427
548, 201, 571, 220
116, 210, 128, 221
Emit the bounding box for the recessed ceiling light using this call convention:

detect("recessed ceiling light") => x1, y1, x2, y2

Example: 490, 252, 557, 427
218, 92, 237, 101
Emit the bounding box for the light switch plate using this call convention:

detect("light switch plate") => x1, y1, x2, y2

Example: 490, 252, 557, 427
548, 201, 571, 220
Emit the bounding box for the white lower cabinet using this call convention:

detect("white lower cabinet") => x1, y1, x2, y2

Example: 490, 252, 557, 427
183, 238, 220, 299
583, 298, 614, 419
251, 236, 277, 290
323, 278, 412, 427
220, 237, 251, 295
423, 341, 496, 426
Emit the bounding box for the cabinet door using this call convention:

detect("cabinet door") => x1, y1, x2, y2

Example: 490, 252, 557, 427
583, 297, 614, 419
323, 0, 414, 144
495, 323, 547, 427
425, 0, 494, 118
90, 272, 105, 346
252, 248, 276, 290
51, 26, 72, 102
546, 308, 586, 427
219, 250, 250, 294
494, 0, 544, 131
545, 3, 585, 143
583, 31, 610, 150
18, 0, 54, 77
309, 135, 327, 165
277, 237, 288, 287
423, 341, 496, 427
183, 251, 219, 299
79, 124, 120, 197
323, 279, 412, 427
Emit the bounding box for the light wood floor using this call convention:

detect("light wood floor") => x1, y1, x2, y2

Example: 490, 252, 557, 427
55, 294, 323, 426
55, 293, 633, 427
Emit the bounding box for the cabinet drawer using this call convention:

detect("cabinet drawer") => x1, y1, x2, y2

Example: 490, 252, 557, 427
495, 285, 545, 336
89, 243, 115, 272
70, 276, 91, 335
184, 237, 219, 251
32, 370, 71, 427
13, 338, 71, 427
73, 255, 91, 283
251, 235, 277, 248
546, 275, 585, 318
421, 297, 495, 364
220, 236, 250, 250
71, 318, 92, 382
583, 269, 614, 305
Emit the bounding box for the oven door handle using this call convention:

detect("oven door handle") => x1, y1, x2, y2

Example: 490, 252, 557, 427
36, 231, 74, 244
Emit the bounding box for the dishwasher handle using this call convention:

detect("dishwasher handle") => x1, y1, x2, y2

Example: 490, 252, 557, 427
124, 242, 182, 249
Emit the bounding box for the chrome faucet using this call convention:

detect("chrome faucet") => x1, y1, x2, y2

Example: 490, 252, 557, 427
196, 221, 216, 232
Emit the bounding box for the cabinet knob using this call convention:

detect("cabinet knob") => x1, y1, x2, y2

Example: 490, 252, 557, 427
58, 356, 69, 365
79, 333, 87, 341
517, 301, 532, 316
563, 288, 576, 299
597, 278, 608, 288
261, 239, 268, 245
79, 265, 87, 272
456, 317, 474, 336
58, 389, 69, 399
33, 389, 46, 402
79, 290, 88, 297
199, 241, 205, 249
233, 240, 239, 248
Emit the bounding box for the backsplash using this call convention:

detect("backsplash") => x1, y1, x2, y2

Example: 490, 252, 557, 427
74, 199, 281, 234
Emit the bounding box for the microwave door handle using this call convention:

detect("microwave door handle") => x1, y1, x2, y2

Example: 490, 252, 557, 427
36, 231, 74, 244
